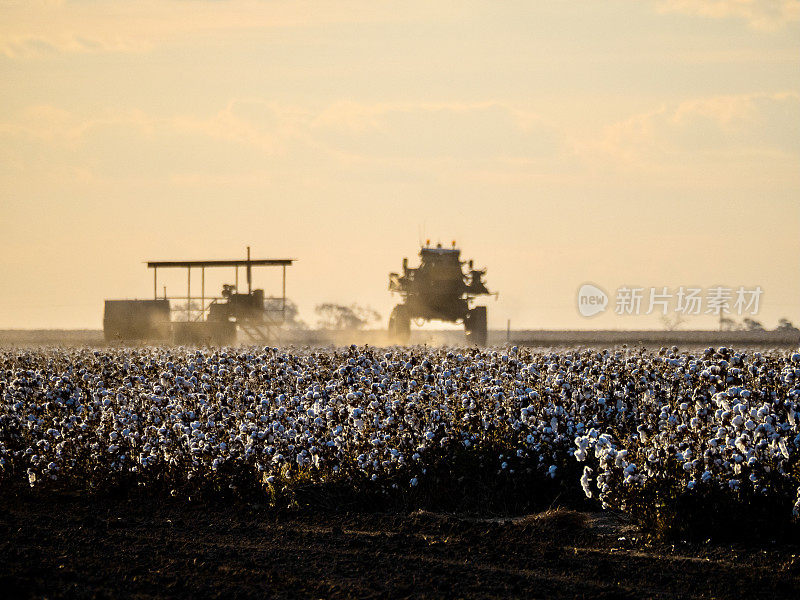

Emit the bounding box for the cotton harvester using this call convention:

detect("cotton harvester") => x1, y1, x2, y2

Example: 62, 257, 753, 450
388, 242, 493, 345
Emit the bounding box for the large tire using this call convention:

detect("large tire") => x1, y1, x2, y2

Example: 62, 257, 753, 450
465, 306, 487, 346
388, 304, 411, 344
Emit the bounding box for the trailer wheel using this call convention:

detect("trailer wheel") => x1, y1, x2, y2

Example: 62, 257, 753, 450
388, 304, 411, 344
465, 306, 487, 346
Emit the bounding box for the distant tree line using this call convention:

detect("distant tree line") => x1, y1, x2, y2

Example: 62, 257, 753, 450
268, 299, 381, 331
719, 317, 798, 332
314, 303, 381, 330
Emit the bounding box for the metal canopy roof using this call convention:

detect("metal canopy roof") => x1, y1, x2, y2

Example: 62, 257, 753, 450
146, 259, 294, 268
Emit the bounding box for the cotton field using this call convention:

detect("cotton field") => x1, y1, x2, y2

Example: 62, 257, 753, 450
1, 345, 799, 532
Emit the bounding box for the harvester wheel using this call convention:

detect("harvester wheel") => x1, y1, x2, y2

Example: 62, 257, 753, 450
388, 304, 411, 344
465, 306, 487, 346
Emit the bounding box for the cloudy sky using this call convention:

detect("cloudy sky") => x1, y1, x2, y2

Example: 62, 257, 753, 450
1, 0, 798, 330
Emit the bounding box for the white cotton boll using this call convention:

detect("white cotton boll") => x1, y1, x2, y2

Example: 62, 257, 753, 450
548, 465, 557, 478
745, 420, 756, 431
410, 477, 418, 487
580, 466, 593, 498
732, 414, 743, 427
778, 438, 790, 460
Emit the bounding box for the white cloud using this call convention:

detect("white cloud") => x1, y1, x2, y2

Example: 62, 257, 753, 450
0, 100, 561, 186
3, 94, 797, 192
0, 105, 157, 146
309, 101, 559, 161
653, 0, 800, 29
1, 33, 150, 57
0, 0, 447, 57
576, 92, 800, 172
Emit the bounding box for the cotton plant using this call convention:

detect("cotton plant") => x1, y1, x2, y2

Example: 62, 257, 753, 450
0, 345, 797, 526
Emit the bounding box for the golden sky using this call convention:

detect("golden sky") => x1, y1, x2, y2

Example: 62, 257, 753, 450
1, 0, 798, 330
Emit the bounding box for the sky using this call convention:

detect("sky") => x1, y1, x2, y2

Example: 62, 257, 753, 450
1, 0, 798, 331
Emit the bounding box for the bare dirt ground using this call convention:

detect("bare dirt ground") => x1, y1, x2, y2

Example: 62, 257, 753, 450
1, 490, 798, 599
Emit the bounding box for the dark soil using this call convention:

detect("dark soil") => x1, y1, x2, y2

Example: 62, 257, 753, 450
1, 490, 798, 599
